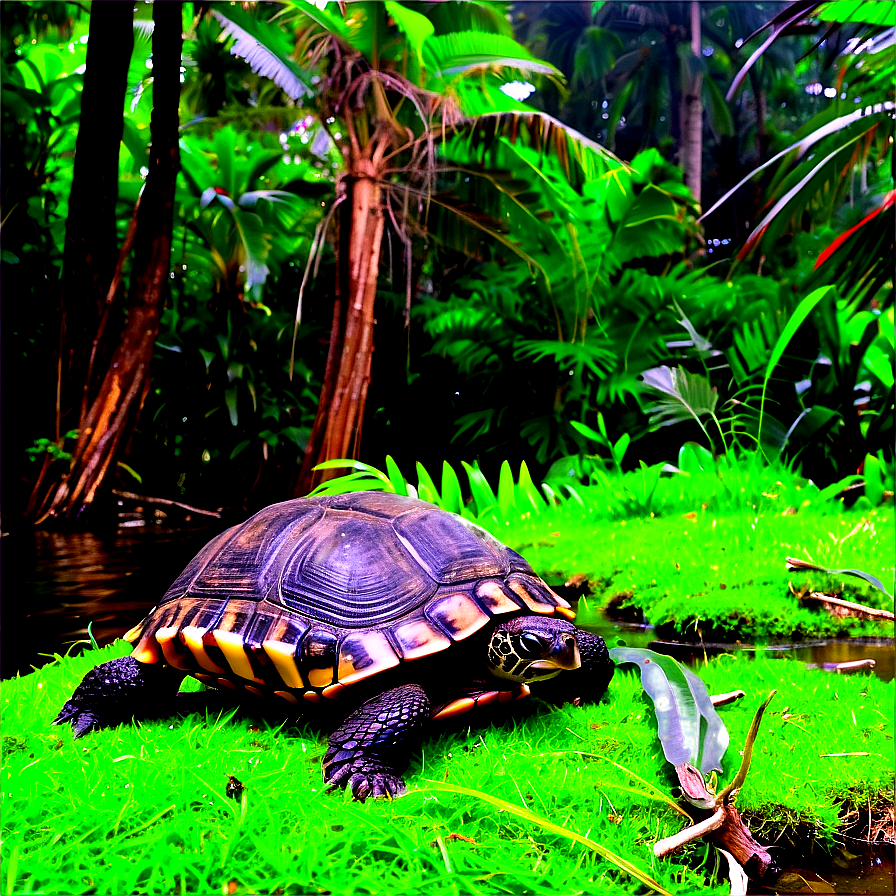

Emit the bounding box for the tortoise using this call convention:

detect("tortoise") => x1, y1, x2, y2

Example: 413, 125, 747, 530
56, 492, 613, 799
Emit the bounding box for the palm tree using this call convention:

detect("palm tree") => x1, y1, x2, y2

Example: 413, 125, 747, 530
208, 0, 623, 494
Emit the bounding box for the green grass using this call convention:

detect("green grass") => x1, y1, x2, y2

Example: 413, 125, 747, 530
3, 640, 892, 895
496, 501, 895, 642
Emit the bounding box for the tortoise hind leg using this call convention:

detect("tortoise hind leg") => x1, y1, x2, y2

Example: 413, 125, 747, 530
323, 683, 430, 801
55, 656, 185, 738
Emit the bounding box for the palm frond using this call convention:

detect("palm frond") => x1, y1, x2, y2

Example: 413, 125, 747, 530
641, 366, 719, 429
210, 2, 314, 101
424, 31, 562, 79
450, 111, 623, 192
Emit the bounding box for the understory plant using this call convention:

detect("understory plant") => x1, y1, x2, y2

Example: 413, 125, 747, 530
611, 648, 778, 884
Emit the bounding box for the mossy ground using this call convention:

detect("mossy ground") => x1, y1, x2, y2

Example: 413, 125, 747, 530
3, 636, 892, 895
497, 500, 895, 643
3, 495, 893, 894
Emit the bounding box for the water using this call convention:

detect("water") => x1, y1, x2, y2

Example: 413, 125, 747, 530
1, 520, 227, 678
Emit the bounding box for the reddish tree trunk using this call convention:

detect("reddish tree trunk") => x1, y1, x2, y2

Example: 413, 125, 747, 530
24, 2, 134, 522
57, 0, 134, 430
295, 161, 385, 494
35, 1, 182, 524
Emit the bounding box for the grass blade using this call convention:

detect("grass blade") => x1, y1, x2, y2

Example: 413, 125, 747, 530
518, 460, 547, 513
415, 782, 673, 895
462, 461, 498, 516
758, 286, 833, 451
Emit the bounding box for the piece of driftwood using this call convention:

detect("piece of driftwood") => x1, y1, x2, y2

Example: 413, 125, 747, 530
655, 763, 775, 879
111, 489, 222, 518
793, 588, 895, 621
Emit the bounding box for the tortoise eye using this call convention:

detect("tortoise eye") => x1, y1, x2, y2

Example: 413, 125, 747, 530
516, 632, 548, 658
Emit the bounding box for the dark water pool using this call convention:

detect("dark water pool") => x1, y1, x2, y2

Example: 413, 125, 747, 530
1, 520, 225, 678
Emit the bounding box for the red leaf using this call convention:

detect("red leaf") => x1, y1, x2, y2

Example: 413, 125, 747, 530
814, 189, 895, 269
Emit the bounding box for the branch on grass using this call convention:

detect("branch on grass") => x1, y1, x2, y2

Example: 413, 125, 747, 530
711, 690, 746, 707
789, 586, 895, 621
654, 805, 725, 857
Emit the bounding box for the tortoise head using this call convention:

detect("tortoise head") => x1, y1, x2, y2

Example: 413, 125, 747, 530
486, 617, 581, 683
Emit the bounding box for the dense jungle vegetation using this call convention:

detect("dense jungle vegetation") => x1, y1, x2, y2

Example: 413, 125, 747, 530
1, 0, 893, 526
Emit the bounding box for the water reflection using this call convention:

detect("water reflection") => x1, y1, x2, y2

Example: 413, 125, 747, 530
1, 522, 226, 678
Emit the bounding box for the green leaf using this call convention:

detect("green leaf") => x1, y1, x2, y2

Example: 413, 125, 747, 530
677, 442, 716, 475
497, 460, 515, 518
230, 440, 251, 460
283, 0, 350, 41
461, 462, 498, 516
641, 366, 719, 428
440, 461, 464, 515
518, 461, 547, 513
224, 386, 239, 427
570, 420, 605, 443
863, 453, 884, 506
384, 1, 433, 65
818, 0, 896, 25
423, 32, 561, 79
415, 461, 442, 507
385, 455, 410, 496
210, 2, 314, 100
229, 207, 271, 297
609, 647, 729, 779
759, 286, 834, 446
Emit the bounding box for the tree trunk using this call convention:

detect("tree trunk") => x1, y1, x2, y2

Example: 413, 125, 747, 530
34, 1, 182, 524
294, 161, 386, 495
679, 0, 703, 205
23, 2, 134, 522
58, 0, 134, 430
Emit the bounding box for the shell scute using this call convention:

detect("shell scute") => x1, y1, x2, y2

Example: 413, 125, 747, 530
393, 509, 509, 584
277, 511, 436, 628
425, 593, 491, 641
184, 503, 324, 602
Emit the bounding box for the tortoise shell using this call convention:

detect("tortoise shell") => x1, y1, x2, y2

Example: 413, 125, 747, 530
124, 492, 574, 705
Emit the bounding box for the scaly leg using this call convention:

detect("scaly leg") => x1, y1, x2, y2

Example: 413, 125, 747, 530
55, 656, 185, 738
323, 683, 430, 801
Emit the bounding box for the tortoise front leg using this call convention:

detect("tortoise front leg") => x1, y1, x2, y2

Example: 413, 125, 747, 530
323, 683, 430, 801
54, 656, 185, 738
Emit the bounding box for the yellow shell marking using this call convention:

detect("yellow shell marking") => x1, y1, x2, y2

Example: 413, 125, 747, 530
337, 631, 401, 686
154, 626, 192, 671
262, 639, 306, 689
181, 626, 227, 674
212, 629, 259, 683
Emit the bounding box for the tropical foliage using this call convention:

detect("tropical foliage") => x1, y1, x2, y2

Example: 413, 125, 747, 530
1, 0, 892, 524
